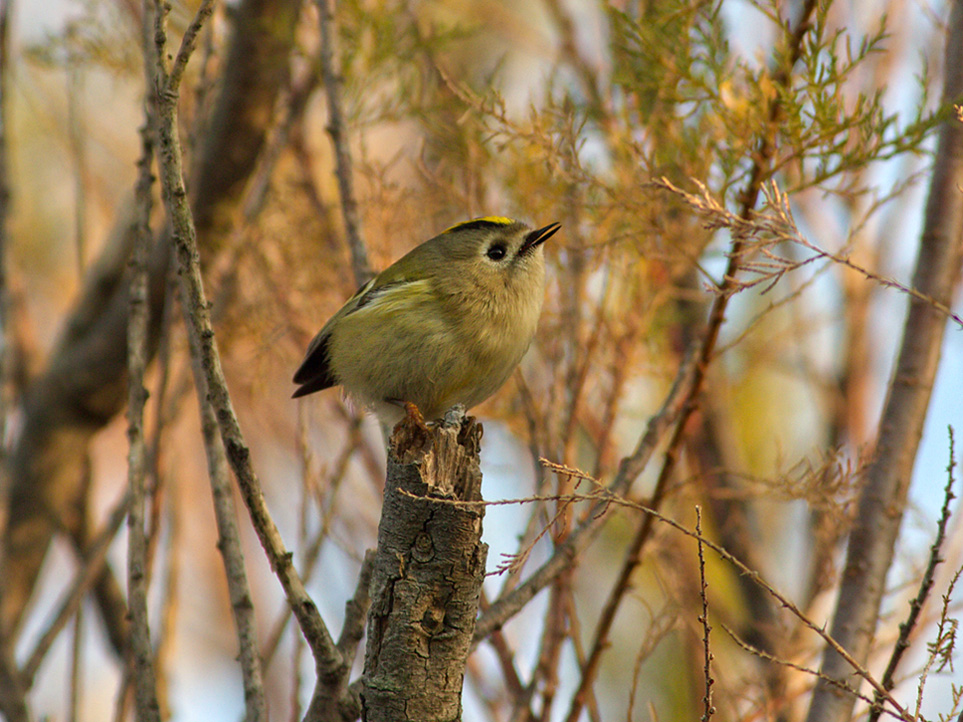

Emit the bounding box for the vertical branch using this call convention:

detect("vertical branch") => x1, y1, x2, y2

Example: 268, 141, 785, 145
126, 4, 161, 718
317, 0, 372, 286
695, 506, 714, 722
186, 331, 267, 722
68, 606, 83, 722
868, 427, 957, 722
0, 0, 13, 471
149, 0, 346, 705
806, 2, 963, 720
65, 42, 88, 275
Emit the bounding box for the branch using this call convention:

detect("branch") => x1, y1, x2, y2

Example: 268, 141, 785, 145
357, 410, 486, 722
868, 427, 957, 722
317, 0, 372, 286
149, 0, 345, 702
189, 344, 267, 722
0, 0, 14, 469
806, 2, 963, 719
127, 2, 164, 711
696, 507, 715, 722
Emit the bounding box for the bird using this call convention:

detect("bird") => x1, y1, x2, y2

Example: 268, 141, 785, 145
292, 216, 559, 426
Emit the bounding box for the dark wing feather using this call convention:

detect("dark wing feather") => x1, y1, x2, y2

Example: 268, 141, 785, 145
292, 332, 337, 398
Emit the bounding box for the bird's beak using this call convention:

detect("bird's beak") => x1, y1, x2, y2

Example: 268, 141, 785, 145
519, 222, 561, 256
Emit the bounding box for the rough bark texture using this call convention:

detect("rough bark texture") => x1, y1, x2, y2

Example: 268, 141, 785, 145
362, 412, 487, 722
805, 2, 963, 720
0, 0, 300, 637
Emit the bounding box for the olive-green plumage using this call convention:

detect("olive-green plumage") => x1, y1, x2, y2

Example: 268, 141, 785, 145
293, 217, 559, 424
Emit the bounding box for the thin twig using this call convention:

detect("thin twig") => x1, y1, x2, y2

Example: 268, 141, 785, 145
695, 507, 714, 722
914, 566, 963, 719
168, 0, 217, 96
189, 340, 267, 722
127, 4, 164, 716
721, 625, 879, 708
868, 426, 957, 722
656, 177, 963, 329
317, 0, 372, 286
152, 473, 179, 720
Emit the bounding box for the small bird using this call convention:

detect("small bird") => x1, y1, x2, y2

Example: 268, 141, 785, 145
293, 217, 559, 425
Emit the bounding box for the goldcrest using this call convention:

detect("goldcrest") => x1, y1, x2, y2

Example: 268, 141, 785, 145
293, 217, 559, 424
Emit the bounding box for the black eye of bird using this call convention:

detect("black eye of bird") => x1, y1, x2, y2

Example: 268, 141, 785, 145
486, 243, 507, 261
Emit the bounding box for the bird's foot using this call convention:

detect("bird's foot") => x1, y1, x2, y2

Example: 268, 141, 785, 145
402, 401, 431, 435
387, 399, 433, 457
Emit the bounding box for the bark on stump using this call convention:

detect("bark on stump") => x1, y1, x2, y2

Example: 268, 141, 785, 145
362, 409, 487, 722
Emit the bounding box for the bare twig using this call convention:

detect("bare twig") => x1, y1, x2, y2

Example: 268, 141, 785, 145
914, 566, 963, 719
656, 178, 963, 329
721, 625, 875, 707
627, 604, 678, 722
152, 474, 179, 720
127, 4, 164, 715
317, 0, 371, 286
868, 427, 957, 722
189, 341, 267, 722
695, 507, 714, 722
167, 0, 217, 96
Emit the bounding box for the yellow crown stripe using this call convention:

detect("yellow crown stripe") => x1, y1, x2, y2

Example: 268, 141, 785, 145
443, 216, 516, 234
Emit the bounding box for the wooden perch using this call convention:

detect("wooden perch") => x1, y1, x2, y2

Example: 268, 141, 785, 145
362, 408, 487, 722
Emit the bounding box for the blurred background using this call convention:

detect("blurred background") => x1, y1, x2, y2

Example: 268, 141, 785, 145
1, 0, 962, 720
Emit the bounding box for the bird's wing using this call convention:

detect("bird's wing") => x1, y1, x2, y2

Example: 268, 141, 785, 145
292, 274, 424, 398
291, 277, 378, 395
